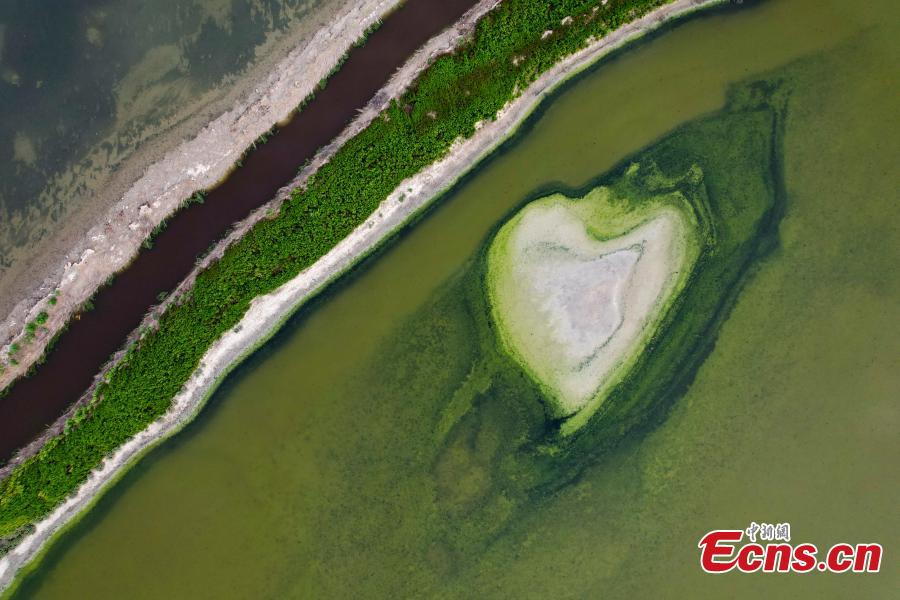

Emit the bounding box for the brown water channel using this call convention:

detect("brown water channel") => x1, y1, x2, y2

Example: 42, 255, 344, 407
0, 0, 478, 463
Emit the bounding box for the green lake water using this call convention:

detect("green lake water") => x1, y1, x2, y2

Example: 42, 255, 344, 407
11, 0, 898, 597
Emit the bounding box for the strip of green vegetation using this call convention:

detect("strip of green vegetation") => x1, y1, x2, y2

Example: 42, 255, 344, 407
0, 0, 680, 537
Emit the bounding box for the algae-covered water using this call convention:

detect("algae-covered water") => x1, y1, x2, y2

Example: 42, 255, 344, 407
11, 0, 898, 597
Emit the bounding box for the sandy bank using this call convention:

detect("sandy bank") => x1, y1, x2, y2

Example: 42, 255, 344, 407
0, 0, 720, 592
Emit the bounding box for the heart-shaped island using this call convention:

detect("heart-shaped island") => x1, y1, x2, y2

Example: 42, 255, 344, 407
487, 180, 701, 432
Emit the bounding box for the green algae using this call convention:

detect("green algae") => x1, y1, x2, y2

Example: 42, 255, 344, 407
485, 79, 784, 437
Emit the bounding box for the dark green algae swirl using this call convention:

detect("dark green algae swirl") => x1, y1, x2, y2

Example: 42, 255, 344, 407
333, 77, 790, 562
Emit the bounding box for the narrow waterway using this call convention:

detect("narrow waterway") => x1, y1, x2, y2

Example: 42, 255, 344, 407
0, 0, 478, 463
11, 0, 898, 597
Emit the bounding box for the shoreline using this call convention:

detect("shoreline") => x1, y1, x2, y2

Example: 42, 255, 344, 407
0, 0, 722, 593
0, 0, 403, 391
